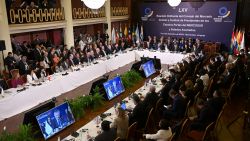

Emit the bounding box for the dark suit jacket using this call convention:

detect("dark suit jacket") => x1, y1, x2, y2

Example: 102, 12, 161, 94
33, 49, 43, 61
143, 92, 159, 112
129, 102, 147, 129
190, 105, 216, 131
94, 128, 117, 141
206, 97, 225, 117
164, 94, 186, 119
18, 61, 29, 75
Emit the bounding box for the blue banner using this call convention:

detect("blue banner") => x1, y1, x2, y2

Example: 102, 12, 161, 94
140, 1, 237, 47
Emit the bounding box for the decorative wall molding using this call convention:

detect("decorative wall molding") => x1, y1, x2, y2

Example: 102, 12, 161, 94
9, 8, 65, 24
72, 7, 105, 19
111, 7, 128, 16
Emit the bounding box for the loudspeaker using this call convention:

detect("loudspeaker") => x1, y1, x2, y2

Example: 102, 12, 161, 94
0, 40, 6, 51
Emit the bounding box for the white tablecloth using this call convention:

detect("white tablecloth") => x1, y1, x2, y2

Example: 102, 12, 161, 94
0, 50, 184, 121
134, 50, 188, 65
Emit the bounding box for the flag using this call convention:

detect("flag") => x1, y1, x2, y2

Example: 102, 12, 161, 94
140, 25, 144, 41
111, 27, 116, 44
230, 30, 235, 54
132, 24, 135, 43
135, 24, 140, 43
116, 28, 119, 43
124, 24, 128, 38
119, 23, 123, 38
239, 30, 245, 51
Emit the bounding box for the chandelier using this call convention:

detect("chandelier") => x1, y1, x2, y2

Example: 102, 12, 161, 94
168, 0, 182, 7
81, 0, 106, 9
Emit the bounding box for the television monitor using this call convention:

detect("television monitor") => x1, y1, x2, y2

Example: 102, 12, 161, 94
36, 102, 75, 140
90, 75, 109, 97
103, 76, 125, 100
23, 101, 55, 138
142, 60, 156, 78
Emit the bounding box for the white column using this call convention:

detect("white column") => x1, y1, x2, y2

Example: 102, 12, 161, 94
0, 0, 12, 70
61, 0, 74, 48
105, 0, 111, 39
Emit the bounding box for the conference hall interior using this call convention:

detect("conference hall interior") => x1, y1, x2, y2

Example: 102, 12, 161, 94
0, 0, 249, 141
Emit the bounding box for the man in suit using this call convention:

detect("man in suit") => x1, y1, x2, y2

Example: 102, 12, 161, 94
206, 90, 225, 117
128, 94, 147, 129
143, 85, 159, 112
4, 52, 16, 72
189, 100, 216, 131
33, 44, 43, 62
18, 55, 29, 75
163, 89, 186, 119
159, 78, 170, 105
94, 120, 117, 141
51, 109, 66, 132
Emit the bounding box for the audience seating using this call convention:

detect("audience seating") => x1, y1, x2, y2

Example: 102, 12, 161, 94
225, 82, 236, 104
154, 98, 163, 124
114, 137, 121, 141
177, 118, 189, 139
136, 108, 155, 139
169, 132, 176, 141
126, 122, 137, 141
6, 79, 12, 89
187, 122, 215, 141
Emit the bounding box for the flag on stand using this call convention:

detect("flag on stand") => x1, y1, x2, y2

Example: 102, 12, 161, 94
116, 28, 119, 43
230, 30, 235, 54
135, 24, 140, 43
140, 24, 144, 41
111, 27, 116, 44
124, 24, 128, 38
119, 23, 123, 38
239, 30, 245, 51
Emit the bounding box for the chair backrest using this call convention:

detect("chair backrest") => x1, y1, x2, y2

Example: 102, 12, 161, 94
144, 108, 154, 134
205, 78, 213, 97
6, 79, 12, 89
184, 100, 191, 117
178, 118, 189, 139
202, 122, 215, 141
169, 132, 176, 141
114, 137, 121, 141
214, 108, 224, 131
10, 69, 19, 78
126, 122, 137, 141
154, 98, 163, 122
194, 92, 201, 106
226, 82, 235, 103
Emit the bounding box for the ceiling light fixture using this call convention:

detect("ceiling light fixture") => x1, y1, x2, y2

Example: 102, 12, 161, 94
168, 0, 182, 7
81, 0, 106, 9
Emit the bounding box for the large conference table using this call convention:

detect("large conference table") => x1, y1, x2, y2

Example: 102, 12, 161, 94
0, 50, 186, 121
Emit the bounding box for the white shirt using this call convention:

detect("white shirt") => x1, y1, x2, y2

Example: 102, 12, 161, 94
200, 74, 209, 87
27, 73, 38, 84
146, 128, 172, 141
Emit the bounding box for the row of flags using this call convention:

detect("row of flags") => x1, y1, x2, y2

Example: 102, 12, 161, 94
230, 28, 245, 55
111, 23, 144, 44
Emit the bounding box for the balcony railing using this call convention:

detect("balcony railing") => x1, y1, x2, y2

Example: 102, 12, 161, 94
72, 7, 106, 19
9, 8, 65, 24
111, 7, 128, 16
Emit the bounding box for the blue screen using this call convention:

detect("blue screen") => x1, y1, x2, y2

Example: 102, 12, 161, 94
103, 76, 125, 100
142, 60, 156, 78
36, 102, 75, 140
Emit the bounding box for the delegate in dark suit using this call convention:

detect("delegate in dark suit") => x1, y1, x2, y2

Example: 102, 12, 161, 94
129, 102, 147, 129
190, 105, 216, 131
143, 91, 159, 112
163, 94, 186, 119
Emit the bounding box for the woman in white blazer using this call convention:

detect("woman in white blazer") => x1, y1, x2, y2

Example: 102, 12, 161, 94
144, 119, 172, 141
